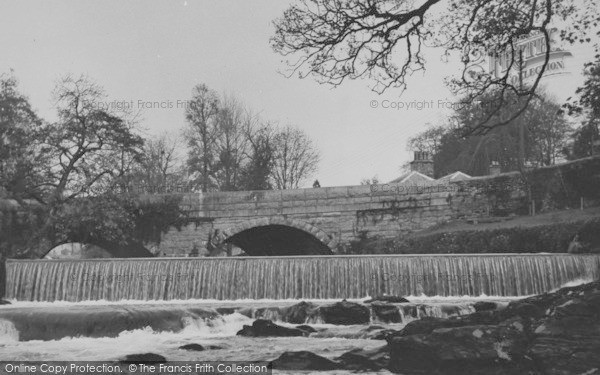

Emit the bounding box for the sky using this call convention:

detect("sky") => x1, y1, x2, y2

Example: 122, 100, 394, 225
0, 0, 597, 187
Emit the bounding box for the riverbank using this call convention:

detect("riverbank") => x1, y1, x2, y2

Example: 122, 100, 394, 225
348, 207, 600, 254
268, 279, 600, 374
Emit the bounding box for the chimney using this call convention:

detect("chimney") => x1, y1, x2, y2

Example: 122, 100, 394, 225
489, 161, 501, 175
410, 151, 434, 178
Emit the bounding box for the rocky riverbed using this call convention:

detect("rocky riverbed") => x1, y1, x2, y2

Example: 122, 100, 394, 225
1, 282, 598, 374
267, 280, 600, 374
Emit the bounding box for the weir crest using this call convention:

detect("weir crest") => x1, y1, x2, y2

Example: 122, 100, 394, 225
5, 254, 600, 301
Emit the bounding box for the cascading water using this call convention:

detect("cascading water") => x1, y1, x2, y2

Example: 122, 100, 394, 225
5, 254, 600, 302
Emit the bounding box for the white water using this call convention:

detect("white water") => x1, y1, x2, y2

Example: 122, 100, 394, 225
0, 310, 395, 375
2, 256, 597, 374
0, 295, 484, 370
0, 295, 520, 309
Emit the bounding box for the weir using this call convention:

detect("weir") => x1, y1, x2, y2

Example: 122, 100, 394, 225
5, 254, 600, 301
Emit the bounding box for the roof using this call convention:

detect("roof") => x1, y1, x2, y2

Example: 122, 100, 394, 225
389, 171, 435, 184
437, 171, 472, 182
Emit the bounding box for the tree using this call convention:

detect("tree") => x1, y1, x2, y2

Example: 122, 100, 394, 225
271, 125, 320, 189
184, 84, 220, 192
124, 133, 185, 193
183, 84, 322, 191
567, 54, 600, 119
239, 117, 275, 190
49, 195, 135, 248
527, 97, 572, 165
41, 75, 144, 205
213, 95, 249, 191
569, 121, 600, 159
411, 90, 571, 176
1, 74, 148, 258
565, 55, 600, 158
407, 124, 446, 155
272, 0, 598, 134
0, 72, 46, 201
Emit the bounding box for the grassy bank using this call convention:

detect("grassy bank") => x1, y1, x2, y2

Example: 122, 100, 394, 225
348, 207, 600, 254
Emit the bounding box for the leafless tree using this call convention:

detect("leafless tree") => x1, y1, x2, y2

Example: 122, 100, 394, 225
239, 113, 276, 190
407, 124, 446, 155
272, 0, 598, 135
184, 84, 220, 192
213, 95, 249, 191
271, 125, 320, 189
127, 133, 185, 192
43, 75, 144, 204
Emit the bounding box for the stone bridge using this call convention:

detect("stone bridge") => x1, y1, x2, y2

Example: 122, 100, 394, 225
150, 181, 486, 256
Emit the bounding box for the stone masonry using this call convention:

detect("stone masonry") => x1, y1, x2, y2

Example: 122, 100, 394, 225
153, 182, 475, 256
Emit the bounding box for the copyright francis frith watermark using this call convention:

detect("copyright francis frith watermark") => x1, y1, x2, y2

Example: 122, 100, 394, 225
369, 183, 458, 194
371, 272, 491, 282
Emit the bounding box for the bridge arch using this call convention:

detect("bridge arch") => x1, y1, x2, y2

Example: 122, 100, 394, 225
219, 217, 336, 256
41, 241, 154, 259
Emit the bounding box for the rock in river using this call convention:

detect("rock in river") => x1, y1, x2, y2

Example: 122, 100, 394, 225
371, 302, 402, 323
178, 343, 223, 351
271, 351, 339, 371
236, 319, 308, 337
281, 301, 317, 324
386, 280, 600, 375
364, 295, 409, 303
120, 353, 167, 363
317, 300, 370, 325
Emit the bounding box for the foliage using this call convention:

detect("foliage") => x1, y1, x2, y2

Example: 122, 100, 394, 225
184, 84, 321, 191
48, 195, 136, 247
347, 217, 600, 255
41, 75, 145, 204
568, 122, 600, 159
272, 0, 598, 134
462, 157, 600, 215
239, 124, 275, 190
3, 193, 185, 258
566, 53, 600, 120
565, 55, 600, 159
408, 90, 572, 177
407, 125, 447, 156
0, 202, 48, 259
0, 72, 46, 202
121, 132, 186, 193
130, 195, 184, 245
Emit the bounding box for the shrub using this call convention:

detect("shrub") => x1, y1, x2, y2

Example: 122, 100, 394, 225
347, 218, 600, 254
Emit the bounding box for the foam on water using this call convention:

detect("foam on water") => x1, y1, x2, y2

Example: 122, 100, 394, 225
0, 311, 388, 364
0, 313, 252, 360
0, 319, 19, 344
0, 295, 522, 309
550, 277, 594, 290
179, 312, 253, 338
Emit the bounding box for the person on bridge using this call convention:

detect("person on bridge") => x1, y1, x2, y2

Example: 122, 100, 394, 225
313, 179, 321, 188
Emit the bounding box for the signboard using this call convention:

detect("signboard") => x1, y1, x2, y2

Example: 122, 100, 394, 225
488, 28, 573, 86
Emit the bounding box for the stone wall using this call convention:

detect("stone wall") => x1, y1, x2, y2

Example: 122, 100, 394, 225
156, 184, 463, 256
451, 156, 600, 217
3, 157, 599, 258
155, 156, 600, 256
